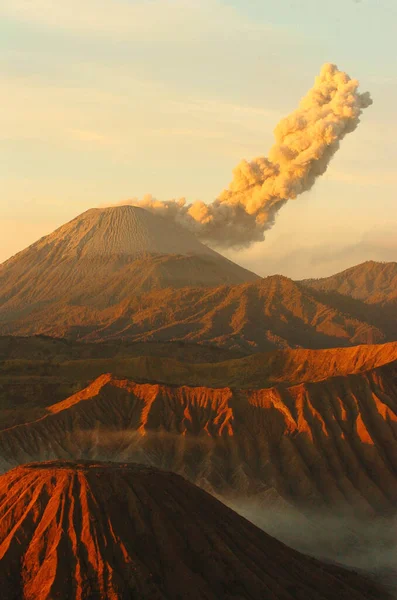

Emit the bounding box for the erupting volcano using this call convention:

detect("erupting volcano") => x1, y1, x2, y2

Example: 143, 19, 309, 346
0, 205, 258, 306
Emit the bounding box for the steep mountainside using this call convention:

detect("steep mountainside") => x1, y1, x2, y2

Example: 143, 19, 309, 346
302, 261, 397, 304
0, 274, 392, 349
1, 339, 396, 427
0, 206, 258, 317
1, 207, 396, 349
0, 461, 389, 600
1, 360, 396, 515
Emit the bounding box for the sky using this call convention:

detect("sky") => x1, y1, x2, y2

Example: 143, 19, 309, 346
1, 0, 396, 278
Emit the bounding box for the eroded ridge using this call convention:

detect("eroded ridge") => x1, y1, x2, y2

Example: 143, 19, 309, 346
0, 461, 389, 600
1, 359, 396, 515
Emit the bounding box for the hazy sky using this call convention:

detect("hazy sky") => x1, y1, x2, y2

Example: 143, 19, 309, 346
1, 0, 396, 278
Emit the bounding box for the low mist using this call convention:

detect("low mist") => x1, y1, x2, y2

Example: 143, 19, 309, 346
2, 426, 395, 596
223, 497, 397, 594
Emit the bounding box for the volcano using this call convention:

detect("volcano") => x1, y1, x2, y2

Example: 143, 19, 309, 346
0, 205, 258, 316
0, 461, 389, 600
1, 207, 396, 348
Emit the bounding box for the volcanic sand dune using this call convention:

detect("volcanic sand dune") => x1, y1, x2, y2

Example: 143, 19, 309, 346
1, 355, 396, 515
0, 461, 390, 600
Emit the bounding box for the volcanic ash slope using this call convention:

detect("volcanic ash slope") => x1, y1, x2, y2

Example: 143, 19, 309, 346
1, 351, 397, 515
0, 461, 390, 600
0, 205, 258, 314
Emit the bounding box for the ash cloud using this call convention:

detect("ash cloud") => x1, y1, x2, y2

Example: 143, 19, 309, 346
123, 64, 372, 249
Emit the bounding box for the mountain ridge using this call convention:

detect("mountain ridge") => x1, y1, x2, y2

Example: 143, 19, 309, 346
1, 460, 389, 600
301, 260, 397, 304
1, 208, 397, 349
1, 358, 396, 515
1, 338, 396, 431
0, 274, 391, 349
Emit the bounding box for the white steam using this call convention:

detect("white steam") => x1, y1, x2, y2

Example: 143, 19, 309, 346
123, 64, 372, 248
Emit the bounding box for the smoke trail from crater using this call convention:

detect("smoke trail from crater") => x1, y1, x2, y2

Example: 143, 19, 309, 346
129, 64, 372, 249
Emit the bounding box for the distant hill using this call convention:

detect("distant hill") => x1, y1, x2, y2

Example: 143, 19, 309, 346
301, 260, 397, 304
0, 271, 392, 349
2, 207, 397, 349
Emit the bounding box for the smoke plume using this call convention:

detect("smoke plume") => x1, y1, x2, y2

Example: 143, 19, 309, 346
128, 64, 372, 248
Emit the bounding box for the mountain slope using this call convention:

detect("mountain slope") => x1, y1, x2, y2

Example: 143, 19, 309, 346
2, 207, 396, 349
301, 260, 397, 304
0, 461, 389, 600
0, 206, 258, 317
1, 338, 396, 413
1, 339, 396, 432
1, 359, 396, 515
0, 274, 390, 349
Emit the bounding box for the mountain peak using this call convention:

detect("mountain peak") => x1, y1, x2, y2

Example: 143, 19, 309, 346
301, 259, 397, 304
0, 206, 259, 324
33, 204, 222, 260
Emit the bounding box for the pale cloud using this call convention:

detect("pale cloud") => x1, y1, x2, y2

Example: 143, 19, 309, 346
172, 99, 280, 120
0, 77, 124, 143
145, 128, 224, 140
1, 0, 395, 265
225, 224, 397, 280
325, 168, 397, 187
0, 72, 278, 158
366, 74, 397, 85
0, 219, 59, 262
0, 0, 277, 40
67, 129, 112, 144
143, 100, 281, 141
